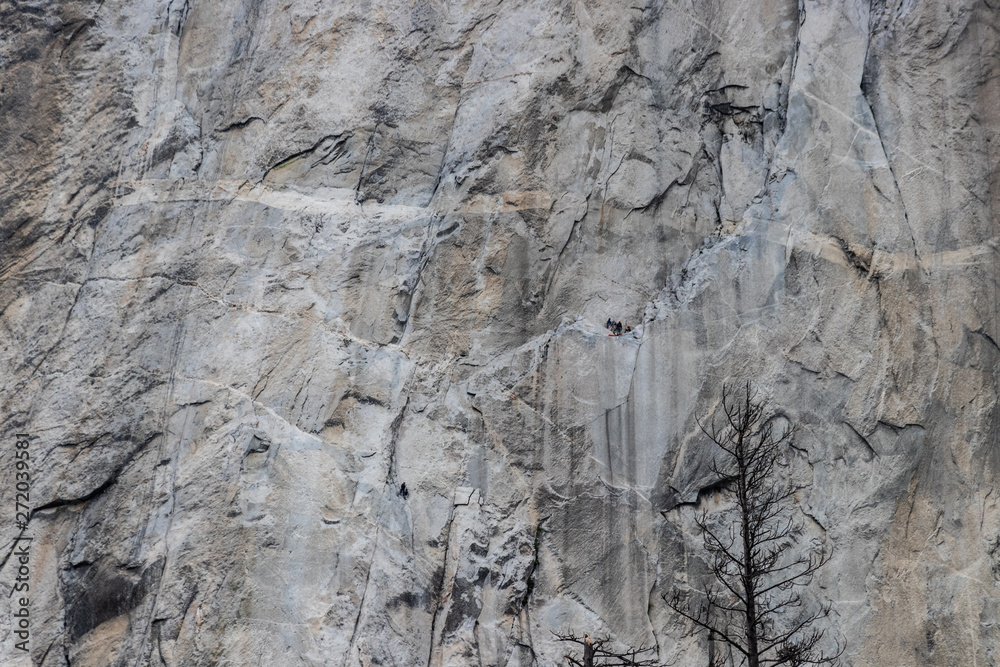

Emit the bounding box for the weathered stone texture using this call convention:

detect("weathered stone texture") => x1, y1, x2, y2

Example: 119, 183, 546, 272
1, 0, 998, 665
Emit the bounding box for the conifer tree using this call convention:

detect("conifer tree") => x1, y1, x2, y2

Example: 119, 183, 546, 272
666, 381, 842, 667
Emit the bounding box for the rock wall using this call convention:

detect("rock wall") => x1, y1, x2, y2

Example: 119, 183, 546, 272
1, 0, 998, 665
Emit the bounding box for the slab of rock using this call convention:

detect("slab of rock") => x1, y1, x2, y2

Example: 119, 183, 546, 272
1, 0, 997, 665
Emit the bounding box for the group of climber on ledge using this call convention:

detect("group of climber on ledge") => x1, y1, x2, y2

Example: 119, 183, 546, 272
605, 318, 632, 336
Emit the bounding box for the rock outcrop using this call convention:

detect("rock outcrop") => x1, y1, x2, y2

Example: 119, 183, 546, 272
1, 0, 998, 665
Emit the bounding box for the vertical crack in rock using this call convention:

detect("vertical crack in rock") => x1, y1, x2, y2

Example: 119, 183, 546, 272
789, 0, 806, 106
166, 0, 191, 38
131, 307, 190, 666
520, 519, 545, 613
397, 219, 440, 345
860, 66, 921, 263
355, 127, 379, 204
600, 112, 628, 214
429, 98, 462, 202
347, 389, 412, 664
860, 7, 947, 387
425, 511, 455, 667
543, 193, 590, 302
428, 44, 475, 204
347, 544, 378, 666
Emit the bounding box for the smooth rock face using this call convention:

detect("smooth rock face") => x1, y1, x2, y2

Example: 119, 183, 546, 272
1, 0, 998, 665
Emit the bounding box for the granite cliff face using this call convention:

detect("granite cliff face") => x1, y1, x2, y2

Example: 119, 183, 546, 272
1, 0, 998, 665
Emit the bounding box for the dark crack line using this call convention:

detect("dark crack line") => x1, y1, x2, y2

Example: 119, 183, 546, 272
31, 435, 150, 516
348, 389, 412, 664
860, 5, 920, 267
37, 638, 55, 665
396, 221, 439, 346
0, 530, 33, 574
972, 327, 1000, 353
56, 18, 95, 63
861, 97, 920, 265
132, 296, 190, 667
346, 537, 378, 665
844, 421, 879, 459
215, 116, 265, 133
355, 127, 379, 203
262, 134, 341, 182
427, 508, 457, 667
539, 192, 591, 310
428, 44, 478, 203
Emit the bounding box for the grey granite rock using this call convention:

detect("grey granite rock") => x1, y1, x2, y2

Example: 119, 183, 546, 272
1, 0, 998, 665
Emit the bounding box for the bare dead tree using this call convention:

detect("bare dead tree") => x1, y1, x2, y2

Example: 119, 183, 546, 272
553, 632, 664, 667
666, 381, 843, 667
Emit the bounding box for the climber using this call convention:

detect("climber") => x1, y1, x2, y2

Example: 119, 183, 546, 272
606, 317, 613, 330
